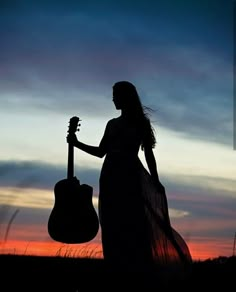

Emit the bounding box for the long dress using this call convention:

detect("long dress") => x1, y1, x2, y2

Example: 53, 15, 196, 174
98, 116, 192, 279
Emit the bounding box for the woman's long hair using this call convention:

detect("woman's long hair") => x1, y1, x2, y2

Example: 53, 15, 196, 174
113, 81, 156, 150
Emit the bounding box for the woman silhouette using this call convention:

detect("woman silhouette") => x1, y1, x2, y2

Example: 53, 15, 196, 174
67, 81, 192, 279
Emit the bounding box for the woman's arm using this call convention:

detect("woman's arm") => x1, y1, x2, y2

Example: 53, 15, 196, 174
144, 145, 165, 193
67, 120, 111, 158
67, 133, 106, 158
144, 145, 159, 180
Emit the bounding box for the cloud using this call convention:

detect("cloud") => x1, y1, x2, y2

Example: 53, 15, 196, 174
0, 159, 235, 221
0, 158, 234, 247
0, 44, 232, 146
0, 0, 232, 145
0, 160, 100, 192
143, 45, 232, 145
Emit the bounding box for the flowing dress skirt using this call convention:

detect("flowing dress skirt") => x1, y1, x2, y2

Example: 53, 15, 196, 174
98, 152, 192, 277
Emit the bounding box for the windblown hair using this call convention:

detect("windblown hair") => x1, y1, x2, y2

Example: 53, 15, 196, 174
113, 81, 156, 150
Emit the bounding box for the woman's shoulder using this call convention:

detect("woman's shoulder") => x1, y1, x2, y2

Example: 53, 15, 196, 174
103, 118, 118, 132
106, 117, 121, 126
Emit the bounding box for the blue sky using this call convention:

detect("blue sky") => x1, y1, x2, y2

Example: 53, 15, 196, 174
0, 0, 235, 260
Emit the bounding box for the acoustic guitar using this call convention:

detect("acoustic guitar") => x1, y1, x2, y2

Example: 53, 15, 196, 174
48, 116, 99, 244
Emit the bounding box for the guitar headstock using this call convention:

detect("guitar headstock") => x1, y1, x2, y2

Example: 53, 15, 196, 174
68, 116, 81, 134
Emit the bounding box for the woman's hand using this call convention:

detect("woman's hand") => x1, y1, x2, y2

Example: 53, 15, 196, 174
66, 133, 78, 146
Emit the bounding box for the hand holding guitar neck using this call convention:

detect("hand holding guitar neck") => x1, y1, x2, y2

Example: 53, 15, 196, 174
66, 116, 81, 147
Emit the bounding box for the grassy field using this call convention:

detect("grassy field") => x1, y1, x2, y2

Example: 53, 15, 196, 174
0, 254, 235, 291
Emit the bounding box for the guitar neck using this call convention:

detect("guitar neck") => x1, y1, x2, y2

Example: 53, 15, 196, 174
67, 116, 80, 179
67, 143, 74, 179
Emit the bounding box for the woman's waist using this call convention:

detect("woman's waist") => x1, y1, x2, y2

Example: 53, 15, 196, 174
106, 150, 139, 157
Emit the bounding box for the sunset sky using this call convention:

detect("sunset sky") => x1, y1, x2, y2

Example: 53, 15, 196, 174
0, 0, 235, 261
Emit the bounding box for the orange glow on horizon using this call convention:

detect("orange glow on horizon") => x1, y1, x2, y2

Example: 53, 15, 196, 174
0, 238, 233, 261
0, 240, 103, 258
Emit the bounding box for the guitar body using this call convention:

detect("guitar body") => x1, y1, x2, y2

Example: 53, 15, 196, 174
48, 176, 99, 244
48, 116, 99, 244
